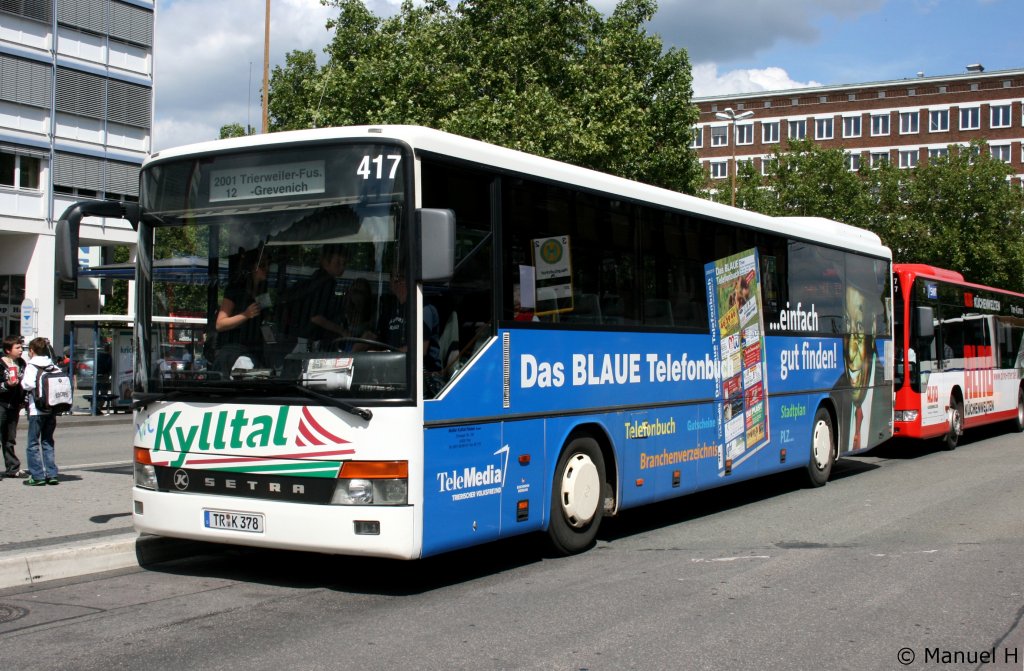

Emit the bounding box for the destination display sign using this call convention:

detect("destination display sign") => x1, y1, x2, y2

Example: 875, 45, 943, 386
209, 161, 326, 202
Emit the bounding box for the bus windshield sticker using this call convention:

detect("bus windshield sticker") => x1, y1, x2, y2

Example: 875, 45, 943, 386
209, 161, 326, 202
532, 235, 573, 315
705, 248, 771, 473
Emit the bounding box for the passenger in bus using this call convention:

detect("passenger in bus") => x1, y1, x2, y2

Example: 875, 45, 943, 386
338, 278, 376, 349
280, 244, 348, 352
214, 247, 269, 372
377, 270, 442, 372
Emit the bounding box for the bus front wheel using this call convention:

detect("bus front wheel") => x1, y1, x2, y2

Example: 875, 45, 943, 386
548, 436, 606, 555
1013, 388, 1024, 433
805, 407, 835, 488
943, 394, 963, 450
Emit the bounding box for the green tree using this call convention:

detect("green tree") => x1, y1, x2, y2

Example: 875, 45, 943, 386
743, 139, 870, 226
732, 140, 1024, 291
898, 142, 1024, 291
219, 123, 250, 139
268, 0, 701, 193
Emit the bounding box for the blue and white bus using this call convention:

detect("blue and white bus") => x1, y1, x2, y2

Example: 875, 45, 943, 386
57, 126, 893, 558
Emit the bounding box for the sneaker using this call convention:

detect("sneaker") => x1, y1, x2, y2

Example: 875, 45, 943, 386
46, 478, 60, 485
23, 477, 46, 486
6, 470, 28, 479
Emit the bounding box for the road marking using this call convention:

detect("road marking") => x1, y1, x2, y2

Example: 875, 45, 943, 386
64, 460, 132, 471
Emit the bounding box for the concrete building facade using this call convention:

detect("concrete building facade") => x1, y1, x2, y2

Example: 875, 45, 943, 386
0, 0, 153, 345
693, 65, 1024, 189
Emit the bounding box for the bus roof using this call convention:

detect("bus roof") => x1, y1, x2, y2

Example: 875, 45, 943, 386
147, 125, 891, 259
895, 263, 1024, 298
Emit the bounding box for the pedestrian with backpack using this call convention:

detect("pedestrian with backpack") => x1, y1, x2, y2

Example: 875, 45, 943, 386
0, 335, 28, 480
21, 337, 65, 486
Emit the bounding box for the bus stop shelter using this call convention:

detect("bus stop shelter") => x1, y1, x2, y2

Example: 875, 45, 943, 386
64, 315, 134, 415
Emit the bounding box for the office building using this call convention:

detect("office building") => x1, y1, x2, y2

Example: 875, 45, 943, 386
693, 65, 1024, 188
0, 0, 153, 343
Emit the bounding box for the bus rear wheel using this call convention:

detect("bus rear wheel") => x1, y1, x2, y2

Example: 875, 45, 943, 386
548, 436, 606, 555
943, 394, 963, 450
1013, 388, 1024, 433
805, 407, 835, 488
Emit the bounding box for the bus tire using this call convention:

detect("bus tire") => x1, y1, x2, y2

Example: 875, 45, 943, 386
548, 436, 606, 555
805, 407, 835, 488
943, 393, 963, 450
1014, 387, 1024, 433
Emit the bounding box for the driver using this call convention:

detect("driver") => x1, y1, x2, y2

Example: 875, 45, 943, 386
283, 244, 348, 351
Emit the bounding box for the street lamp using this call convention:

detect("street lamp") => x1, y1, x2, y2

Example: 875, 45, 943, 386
714, 107, 754, 207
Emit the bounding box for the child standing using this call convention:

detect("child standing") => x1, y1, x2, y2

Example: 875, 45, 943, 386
0, 335, 27, 479
21, 337, 60, 486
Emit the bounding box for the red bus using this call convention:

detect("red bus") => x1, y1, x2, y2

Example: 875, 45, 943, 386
892, 264, 1024, 448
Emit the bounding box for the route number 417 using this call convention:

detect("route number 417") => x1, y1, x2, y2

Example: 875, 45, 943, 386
357, 154, 402, 180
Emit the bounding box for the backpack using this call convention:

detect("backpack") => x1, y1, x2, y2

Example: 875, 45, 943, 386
31, 363, 73, 414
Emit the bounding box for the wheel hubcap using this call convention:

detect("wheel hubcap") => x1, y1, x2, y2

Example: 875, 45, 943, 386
812, 419, 831, 470
560, 453, 600, 528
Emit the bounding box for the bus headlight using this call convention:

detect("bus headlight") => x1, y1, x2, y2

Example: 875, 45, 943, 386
334, 478, 374, 504
895, 410, 919, 422
331, 478, 408, 505
134, 447, 158, 490
331, 461, 408, 505
134, 463, 158, 490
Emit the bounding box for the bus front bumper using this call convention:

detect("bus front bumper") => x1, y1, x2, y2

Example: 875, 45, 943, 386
132, 487, 421, 560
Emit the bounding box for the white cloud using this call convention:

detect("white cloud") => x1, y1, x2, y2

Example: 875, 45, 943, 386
644, 0, 886, 61
152, 0, 880, 149
154, 0, 363, 150
691, 63, 821, 97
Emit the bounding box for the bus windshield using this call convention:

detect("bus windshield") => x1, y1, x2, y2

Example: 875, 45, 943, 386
136, 142, 413, 401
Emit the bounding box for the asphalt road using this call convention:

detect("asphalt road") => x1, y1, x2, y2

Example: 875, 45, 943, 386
2, 425, 1022, 671
14, 416, 135, 469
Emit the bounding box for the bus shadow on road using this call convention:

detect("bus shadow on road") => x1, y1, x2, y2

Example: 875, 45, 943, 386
860, 422, 1016, 460
146, 533, 551, 595
597, 464, 871, 543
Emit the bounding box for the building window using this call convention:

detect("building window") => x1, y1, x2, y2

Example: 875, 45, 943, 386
788, 119, 806, 140
845, 152, 861, 171
815, 118, 834, 140
899, 149, 919, 169
960, 106, 980, 130
991, 104, 1011, 128
929, 148, 948, 161
0, 152, 42, 191
691, 127, 703, 149
762, 121, 780, 144
842, 116, 862, 138
0, 275, 27, 337
735, 123, 754, 145
870, 152, 889, 168
929, 109, 949, 133
710, 161, 728, 179
871, 114, 890, 136
761, 156, 775, 176
900, 111, 919, 134
991, 144, 1011, 163
711, 126, 728, 147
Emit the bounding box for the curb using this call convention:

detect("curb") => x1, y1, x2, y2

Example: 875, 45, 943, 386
0, 533, 203, 589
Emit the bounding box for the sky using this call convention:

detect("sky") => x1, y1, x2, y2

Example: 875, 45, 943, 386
153, 0, 1024, 152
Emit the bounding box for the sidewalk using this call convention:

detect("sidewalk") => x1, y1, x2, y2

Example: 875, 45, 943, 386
0, 413, 197, 589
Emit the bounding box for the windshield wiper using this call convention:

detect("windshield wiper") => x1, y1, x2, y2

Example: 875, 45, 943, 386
132, 382, 372, 422
132, 390, 198, 411
286, 383, 373, 422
